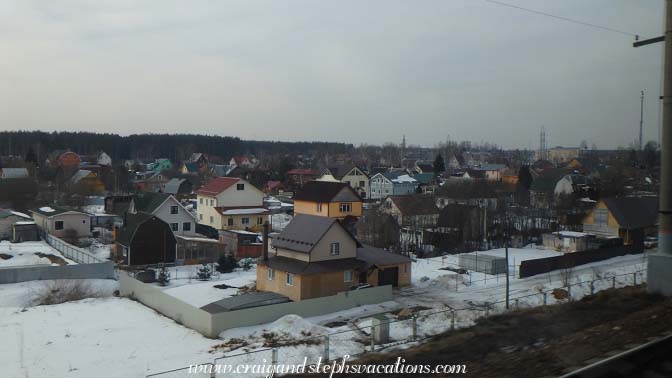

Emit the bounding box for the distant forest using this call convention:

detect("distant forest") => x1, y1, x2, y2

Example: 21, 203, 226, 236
0, 131, 350, 162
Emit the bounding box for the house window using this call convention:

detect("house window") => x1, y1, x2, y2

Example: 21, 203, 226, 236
183, 222, 191, 231
210, 199, 214, 206
257, 217, 263, 225
330, 242, 340, 256
199, 214, 203, 220
339, 203, 351, 213
210, 216, 214, 224
286, 272, 294, 286
594, 209, 608, 226
170, 206, 178, 215
344, 270, 353, 282
359, 181, 365, 187
55, 220, 64, 230
237, 183, 245, 191
199, 198, 203, 204
228, 218, 234, 226
316, 202, 322, 212
268, 268, 275, 281
171, 223, 179, 231
82, 219, 86, 224
241, 217, 250, 225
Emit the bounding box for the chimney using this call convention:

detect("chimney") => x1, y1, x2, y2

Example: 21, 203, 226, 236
262, 221, 269, 261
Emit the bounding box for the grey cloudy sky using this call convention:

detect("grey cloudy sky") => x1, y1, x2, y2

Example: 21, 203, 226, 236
0, 1, 664, 149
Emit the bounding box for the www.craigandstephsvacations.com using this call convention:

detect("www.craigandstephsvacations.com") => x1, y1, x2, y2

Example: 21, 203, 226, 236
188, 355, 467, 377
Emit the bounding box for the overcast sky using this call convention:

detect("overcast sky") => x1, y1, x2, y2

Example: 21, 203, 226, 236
0, 1, 664, 149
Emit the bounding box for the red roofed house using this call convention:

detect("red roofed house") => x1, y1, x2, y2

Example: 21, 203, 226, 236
196, 177, 268, 232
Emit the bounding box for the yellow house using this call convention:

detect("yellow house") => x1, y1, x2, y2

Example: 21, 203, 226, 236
196, 177, 268, 232
257, 214, 411, 301
293, 181, 362, 220
582, 196, 658, 246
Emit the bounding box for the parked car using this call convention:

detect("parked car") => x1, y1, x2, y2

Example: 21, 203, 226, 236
644, 236, 658, 249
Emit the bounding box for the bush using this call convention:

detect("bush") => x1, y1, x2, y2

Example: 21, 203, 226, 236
216, 254, 238, 273
239, 257, 254, 271
197, 264, 212, 281
157, 267, 170, 286
33, 280, 100, 306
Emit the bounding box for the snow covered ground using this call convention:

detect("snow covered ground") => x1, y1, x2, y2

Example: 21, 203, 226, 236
0, 285, 221, 378
270, 213, 292, 232
153, 265, 257, 308
0, 241, 77, 267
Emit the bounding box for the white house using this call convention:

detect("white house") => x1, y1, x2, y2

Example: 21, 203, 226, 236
31, 206, 92, 238
128, 192, 197, 236
196, 177, 268, 232
369, 172, 419, 200
0, 168, 29, 179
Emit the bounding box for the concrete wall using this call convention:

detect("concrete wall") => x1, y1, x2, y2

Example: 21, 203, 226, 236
119, 273, 214, 336
210, 285, 393, 337
0, 261, 115, 284
120, 272, 393, 338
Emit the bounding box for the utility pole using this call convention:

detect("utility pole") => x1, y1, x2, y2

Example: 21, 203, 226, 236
640, 90, 645, 150
641, 0, 672, 295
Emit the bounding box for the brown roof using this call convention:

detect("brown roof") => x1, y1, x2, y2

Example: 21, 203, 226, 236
196, 177, 240, 196
386, 195, 439, 216
287, 168, 318, 176
293, 181, 361, 203
273, 214, 360, 253
259, 255, 364, 275
356, 244, 411, 269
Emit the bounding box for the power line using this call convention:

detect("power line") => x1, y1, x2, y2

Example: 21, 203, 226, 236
483, 0, 640, 38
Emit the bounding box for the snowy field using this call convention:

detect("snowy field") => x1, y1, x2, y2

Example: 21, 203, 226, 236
0, 241, 77, 267
0, 246, 650, 378
152, 265, 257, 307
0, 282, 221, 378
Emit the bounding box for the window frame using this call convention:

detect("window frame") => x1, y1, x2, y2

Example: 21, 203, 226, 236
171, 223, 179, 231
170, 205, 179, 215
344, 270, 353, 283
236, 183, 245, 191
268, 268, 275, 281
286, 272, 294, 286
54, 220, 64, 230
330, 242, 340, 256
182, 222, 191, 231
339, 203, 352, 213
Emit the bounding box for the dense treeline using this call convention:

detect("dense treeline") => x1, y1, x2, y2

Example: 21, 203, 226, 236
0, 131, 350, 162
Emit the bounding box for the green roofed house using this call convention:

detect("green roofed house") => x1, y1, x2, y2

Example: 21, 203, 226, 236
30, 205, 91, 238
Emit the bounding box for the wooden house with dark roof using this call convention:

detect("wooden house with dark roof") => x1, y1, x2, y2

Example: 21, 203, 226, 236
114, 212, 176, 266
257, 214, 410, 301
293, 181, 362, 220
583, 196, 658, 247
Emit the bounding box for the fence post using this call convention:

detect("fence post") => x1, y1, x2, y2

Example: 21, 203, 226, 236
543, 292, 547, 306
210, 363, 216, 378
324, 335, 330, 361
451, 311, 455, 330
514, 298, 519, 309
612, 276, 616, 288
590, 281, 595, 295
567, 285, 572, 301
370, 329, 375, 352
633, 272, 637, 285
272, 348, 278, 366
412, 316, 418, 340
485, 304, 490, 317
455, 275, 459, 292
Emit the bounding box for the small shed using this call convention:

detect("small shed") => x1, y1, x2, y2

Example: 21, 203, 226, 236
12, 221, 39, 242
458, 253, 507, 275
542, 231, 593, 253
0, 209, 32, 240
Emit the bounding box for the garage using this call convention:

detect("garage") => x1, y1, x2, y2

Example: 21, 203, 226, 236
378, 266, 399, 287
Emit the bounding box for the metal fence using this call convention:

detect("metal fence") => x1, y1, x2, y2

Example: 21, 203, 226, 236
146, 269, 648, 378
42, 233, 105, 264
